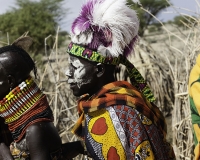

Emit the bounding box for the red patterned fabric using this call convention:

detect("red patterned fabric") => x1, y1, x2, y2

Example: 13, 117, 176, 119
114, 105, 174, 159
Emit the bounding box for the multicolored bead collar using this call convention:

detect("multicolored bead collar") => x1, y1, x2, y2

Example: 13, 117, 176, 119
67, 42, 156, 102
0, 76, 43, 124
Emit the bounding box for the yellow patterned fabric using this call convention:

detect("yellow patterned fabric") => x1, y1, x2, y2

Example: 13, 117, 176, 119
135, 141, 154, 160
88, 109, 127, 160
189, 54, 200, 159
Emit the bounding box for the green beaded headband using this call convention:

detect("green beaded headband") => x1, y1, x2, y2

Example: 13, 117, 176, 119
67, 42, 155, 102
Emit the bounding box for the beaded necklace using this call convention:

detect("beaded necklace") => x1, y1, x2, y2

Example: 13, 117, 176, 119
0, 76, 43, 124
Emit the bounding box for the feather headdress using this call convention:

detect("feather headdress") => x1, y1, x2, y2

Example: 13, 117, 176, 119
68, 0, 156, 102
71, 0, 139, 57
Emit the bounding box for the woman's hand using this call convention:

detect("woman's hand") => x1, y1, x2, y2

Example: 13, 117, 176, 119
61, 141, 85, 159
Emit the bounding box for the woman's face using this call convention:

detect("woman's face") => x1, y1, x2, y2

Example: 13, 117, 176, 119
65, 55, 97, 97
0, 63, 10, 100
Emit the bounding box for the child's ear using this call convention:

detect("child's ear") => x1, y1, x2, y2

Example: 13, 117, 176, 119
12, 34, 33, 52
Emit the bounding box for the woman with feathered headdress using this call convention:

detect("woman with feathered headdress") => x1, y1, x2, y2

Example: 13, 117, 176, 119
62, 0, 175, 159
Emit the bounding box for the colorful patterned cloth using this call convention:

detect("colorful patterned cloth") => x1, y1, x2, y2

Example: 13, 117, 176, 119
72, 81, 175, 159
189, 54, 200, 160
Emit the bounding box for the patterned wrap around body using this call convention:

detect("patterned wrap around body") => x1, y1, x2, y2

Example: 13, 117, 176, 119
72, 81, 175, 160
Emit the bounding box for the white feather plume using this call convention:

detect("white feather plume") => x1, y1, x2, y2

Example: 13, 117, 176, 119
93, 0, 139, 56
71, 30, 94, 46
71, 0, 139, 57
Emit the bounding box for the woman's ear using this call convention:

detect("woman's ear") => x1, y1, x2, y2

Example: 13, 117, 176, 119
95, 63, 105, 78
7, 75, 16, 90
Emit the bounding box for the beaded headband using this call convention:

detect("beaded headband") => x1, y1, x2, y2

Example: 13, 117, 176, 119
67, 42, 155, 102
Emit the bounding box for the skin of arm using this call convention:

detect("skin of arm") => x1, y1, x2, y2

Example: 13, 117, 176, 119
0, 142, 13, 160
26, 122, 62, 160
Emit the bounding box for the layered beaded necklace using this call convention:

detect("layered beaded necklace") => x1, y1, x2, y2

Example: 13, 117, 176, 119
0, 76, 43, 124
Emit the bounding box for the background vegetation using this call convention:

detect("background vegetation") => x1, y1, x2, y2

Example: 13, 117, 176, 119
0, 0, 68, 54
127, 0, 170, 36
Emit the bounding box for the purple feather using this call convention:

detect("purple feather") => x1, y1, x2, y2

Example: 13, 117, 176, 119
123, 36, 138, 57
72, 0, 105, 34
87, 26, 112, 50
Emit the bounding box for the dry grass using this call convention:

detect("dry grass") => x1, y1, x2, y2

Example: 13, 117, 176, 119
140, 1, 200, 159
